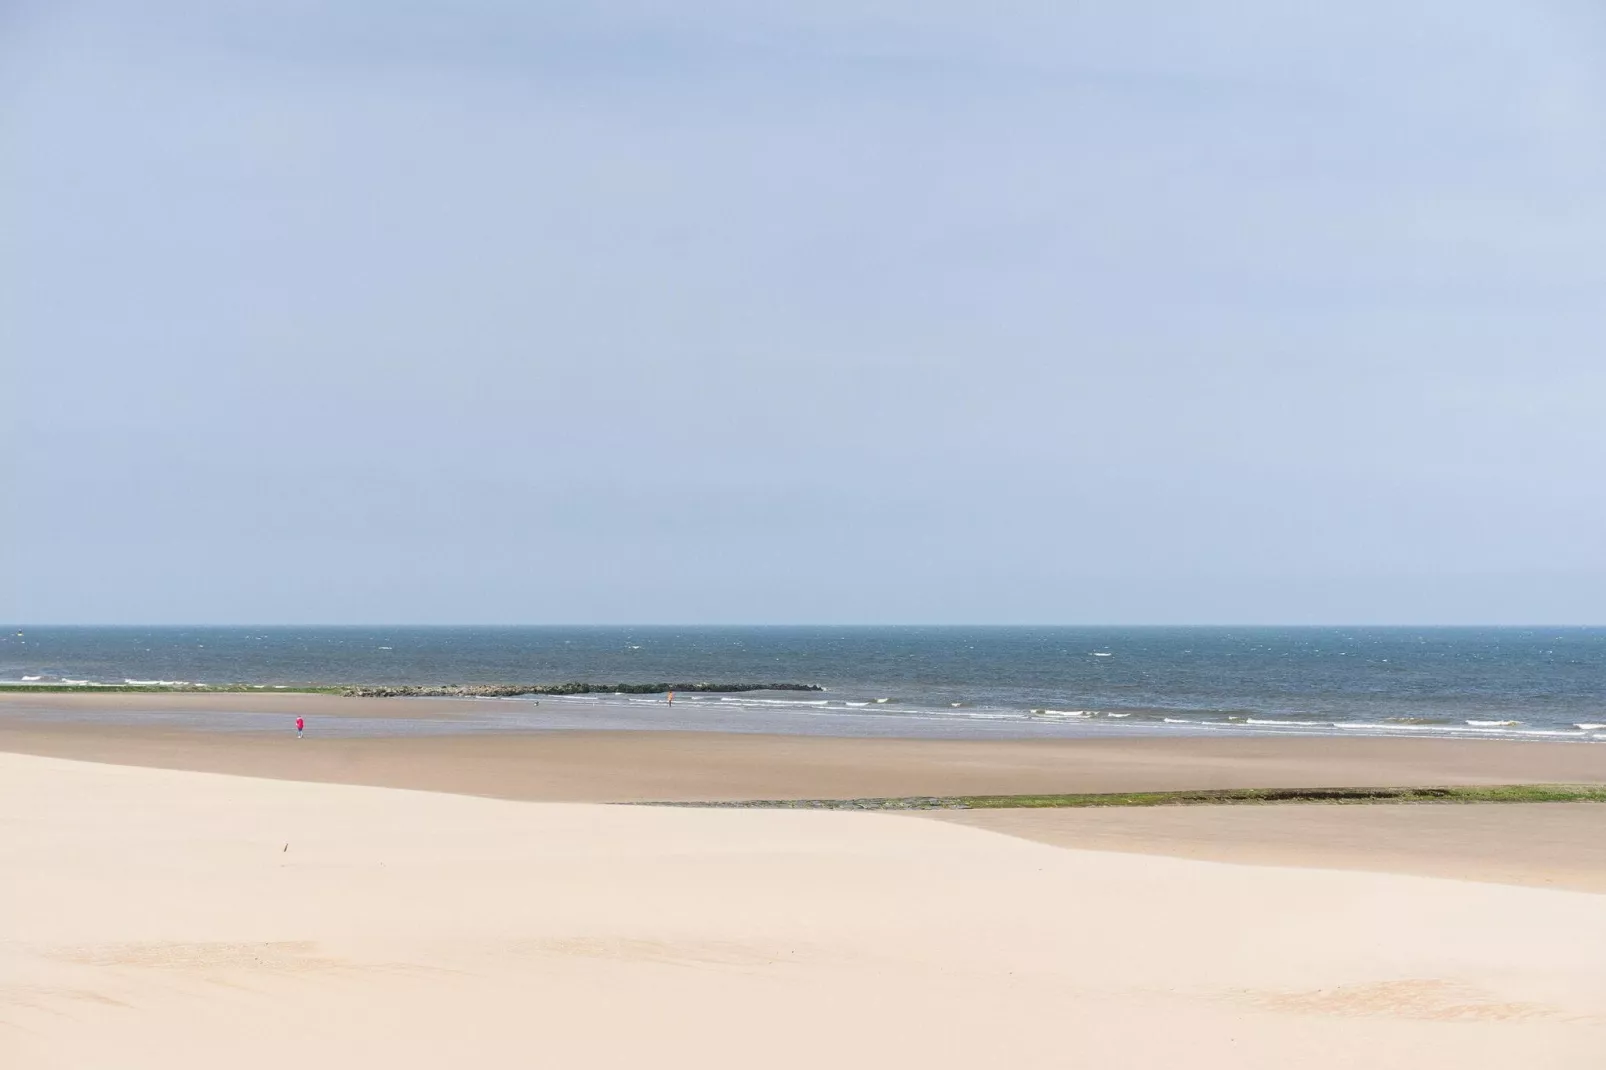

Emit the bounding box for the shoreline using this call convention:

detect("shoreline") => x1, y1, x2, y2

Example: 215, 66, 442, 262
3, 689, 1603, 744
5, 718, 1606, 805
4, 693, 1604, 804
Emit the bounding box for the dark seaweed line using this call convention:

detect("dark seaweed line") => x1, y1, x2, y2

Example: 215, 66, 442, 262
634, 784, 1606, 811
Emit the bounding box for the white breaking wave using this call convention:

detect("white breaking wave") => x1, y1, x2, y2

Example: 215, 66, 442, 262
1466, 720, 1520, 727
1575, 723, 1606, 731
1246, 718, 1325, 727
1333, 722, 1456, 732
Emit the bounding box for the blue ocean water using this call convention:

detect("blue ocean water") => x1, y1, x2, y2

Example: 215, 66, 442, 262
2, 626, 1603, 742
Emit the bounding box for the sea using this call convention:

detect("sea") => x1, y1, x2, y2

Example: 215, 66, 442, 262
2, 626, 1603, 743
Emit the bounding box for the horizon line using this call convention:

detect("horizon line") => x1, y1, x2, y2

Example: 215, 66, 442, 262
8, 623, 1605, 630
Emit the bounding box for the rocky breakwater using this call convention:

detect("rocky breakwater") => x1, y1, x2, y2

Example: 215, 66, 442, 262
338, 682, 825, 698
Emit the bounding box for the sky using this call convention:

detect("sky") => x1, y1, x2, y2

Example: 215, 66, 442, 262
4, 1, 1605, 625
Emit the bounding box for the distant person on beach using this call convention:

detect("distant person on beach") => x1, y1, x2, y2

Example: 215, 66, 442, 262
295, 716, 304, 739
667, 691, 674, 706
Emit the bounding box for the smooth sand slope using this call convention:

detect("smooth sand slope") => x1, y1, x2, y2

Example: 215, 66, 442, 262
4, 754, 1604, 1069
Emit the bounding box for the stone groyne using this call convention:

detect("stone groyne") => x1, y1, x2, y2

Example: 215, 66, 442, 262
338, 682, 824, 698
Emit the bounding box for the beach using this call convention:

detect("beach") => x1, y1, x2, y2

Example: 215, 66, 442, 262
6, 692, 1606, 804
4, 749, 1605, 1069
4, 693, 1605, 1067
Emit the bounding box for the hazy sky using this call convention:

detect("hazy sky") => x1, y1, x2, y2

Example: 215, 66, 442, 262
5, 2, 1604, 624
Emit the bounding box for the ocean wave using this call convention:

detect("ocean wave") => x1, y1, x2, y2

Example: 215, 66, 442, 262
1466, 719, 1520, 727
1575, 723, 1606, 731
1246, 718, 1327, 727
1333, 721, 1456, 732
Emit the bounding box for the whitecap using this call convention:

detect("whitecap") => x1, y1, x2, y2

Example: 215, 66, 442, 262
1466, 719, 1520, 727
1575, 723, 1606, 731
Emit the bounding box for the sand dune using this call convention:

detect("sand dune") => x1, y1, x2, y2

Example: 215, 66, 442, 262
4, 753, 1603, 1068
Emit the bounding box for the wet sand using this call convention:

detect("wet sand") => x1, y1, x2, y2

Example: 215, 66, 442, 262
927, 803, 1606, 894
5, 722, 1606, 798
4, 693, 1606, 803
3, 693, 1603, 894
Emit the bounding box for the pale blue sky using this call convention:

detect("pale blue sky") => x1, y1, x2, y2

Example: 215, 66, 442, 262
5, 2, 1604, 624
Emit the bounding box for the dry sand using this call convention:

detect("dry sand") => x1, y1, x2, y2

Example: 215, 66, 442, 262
4, 752, 1605, 1069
